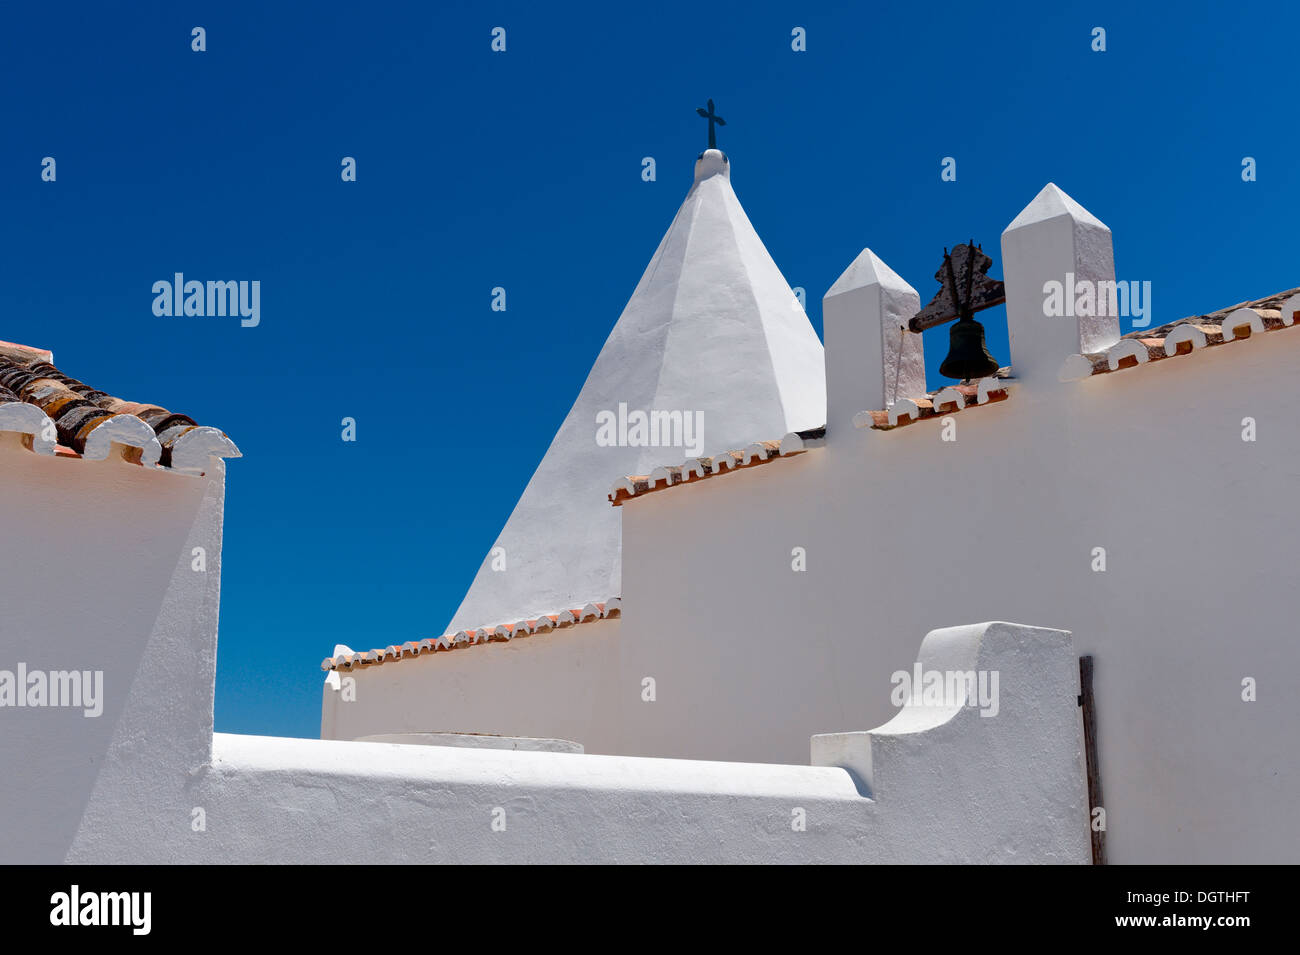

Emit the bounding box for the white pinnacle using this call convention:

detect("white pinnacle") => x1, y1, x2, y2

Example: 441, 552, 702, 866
446, 151, 826, 631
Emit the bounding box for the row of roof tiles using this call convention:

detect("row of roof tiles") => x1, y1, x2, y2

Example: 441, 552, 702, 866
855, 375, 1014, 431
0, 345, 238, 473
320, 599, 621, 672
604, 373, 1018, 506
607, 428, 826, 505
1060, 290, 1300, 381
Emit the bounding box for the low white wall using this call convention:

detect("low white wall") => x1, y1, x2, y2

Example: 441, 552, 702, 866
67, 622, 1092, 864
321, 618, 622, 751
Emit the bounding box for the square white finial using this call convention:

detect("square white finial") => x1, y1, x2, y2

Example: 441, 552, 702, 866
1002, 184, 1120, 382
823, 249, 924, 435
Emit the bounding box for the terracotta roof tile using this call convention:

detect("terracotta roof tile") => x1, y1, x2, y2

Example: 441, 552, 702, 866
1060, 289, 1299, 382
608, 428, 825, 506
0, 347, 239, 473
853, 374, 1015, 432
320, 598, 622, 672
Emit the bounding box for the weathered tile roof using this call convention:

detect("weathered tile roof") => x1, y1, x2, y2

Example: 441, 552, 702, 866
854, 373, 1014, 432
320, 598, 621, 672
1059, 288, 1300, 381
0, 344, 239, 473
607, 427, 826, 506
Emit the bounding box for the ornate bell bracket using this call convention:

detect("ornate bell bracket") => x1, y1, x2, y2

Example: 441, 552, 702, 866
907, 241, 1005, 381
907, 241, 1006, 332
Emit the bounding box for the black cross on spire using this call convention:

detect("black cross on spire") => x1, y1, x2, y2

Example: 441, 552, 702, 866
695, 98, 726, 150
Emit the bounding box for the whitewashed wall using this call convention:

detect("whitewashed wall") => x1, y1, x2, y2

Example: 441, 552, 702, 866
8, 586, 1090, 864
0, 440, 226, 863
614, 191, 1300, 863
321, 619, 622, 750
185, 622, 1086, 865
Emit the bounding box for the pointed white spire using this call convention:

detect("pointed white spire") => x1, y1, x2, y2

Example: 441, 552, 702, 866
447, 152, 825, 632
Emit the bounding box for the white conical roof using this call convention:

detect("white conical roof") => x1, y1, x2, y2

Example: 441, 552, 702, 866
447, 150, 825, 631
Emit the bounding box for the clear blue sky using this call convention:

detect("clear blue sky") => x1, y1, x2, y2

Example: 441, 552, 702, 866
3, 1, 1295, 738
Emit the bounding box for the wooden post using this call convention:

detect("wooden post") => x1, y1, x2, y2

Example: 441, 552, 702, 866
1078, 655, 1106, 865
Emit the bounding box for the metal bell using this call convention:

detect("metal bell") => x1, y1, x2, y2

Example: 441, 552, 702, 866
939, 315, 999, 381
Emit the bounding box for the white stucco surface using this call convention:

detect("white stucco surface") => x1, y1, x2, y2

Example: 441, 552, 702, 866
447, 150, 826, 632
322, 618, 622, 749
0, 440, 226, 863
1004, 183, 1120, 379
824, 248, 926, 418
356, 733, 585, 753
4, 549, 1089, 865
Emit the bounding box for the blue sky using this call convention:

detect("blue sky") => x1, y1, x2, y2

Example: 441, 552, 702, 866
3, 1, 1295, 738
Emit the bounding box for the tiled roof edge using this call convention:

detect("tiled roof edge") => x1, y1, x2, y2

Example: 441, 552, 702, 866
855, 288, 1300, 429
1060, 290, 1300, 382
853, 374, 1015, 432
320, 597, 622, 672
0, 352, 240, 474
608, 427, 825, 506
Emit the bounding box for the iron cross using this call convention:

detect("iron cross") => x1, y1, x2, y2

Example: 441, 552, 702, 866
696, 99, 726, 150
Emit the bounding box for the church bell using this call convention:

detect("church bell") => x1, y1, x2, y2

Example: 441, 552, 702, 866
939, 314, 1000, 381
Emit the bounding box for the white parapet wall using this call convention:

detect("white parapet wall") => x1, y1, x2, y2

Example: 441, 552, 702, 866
0, 431, 228, 864
75, 621, 1091, 864
320, 617, 623, 749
